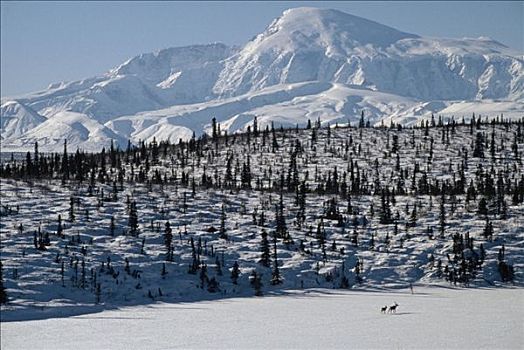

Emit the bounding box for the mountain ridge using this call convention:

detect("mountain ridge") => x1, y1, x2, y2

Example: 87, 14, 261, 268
1, 7, 523, 152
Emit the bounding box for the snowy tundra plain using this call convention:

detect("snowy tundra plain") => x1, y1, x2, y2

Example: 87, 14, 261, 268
1, 286, 522, 350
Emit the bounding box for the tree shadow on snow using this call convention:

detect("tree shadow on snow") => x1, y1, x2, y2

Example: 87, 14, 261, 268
1, 282, 518, 322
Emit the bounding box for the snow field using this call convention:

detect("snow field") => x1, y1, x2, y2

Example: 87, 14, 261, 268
1, 286, 523, 350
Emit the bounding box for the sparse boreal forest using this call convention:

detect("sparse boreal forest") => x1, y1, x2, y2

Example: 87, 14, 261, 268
1, 115, 523, 312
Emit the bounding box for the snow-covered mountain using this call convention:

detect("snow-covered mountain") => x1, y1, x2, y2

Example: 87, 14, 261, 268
216, 8, 523, 101
0, 101, 47, 141
1, 7, 523, 152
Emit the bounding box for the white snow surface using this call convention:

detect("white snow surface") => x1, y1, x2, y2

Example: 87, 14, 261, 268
0, 101, 47, 140
1, 286, 522, 350
1, 123, 523, 349
214, 7, 523, 99
2, 111, 129, 153
1, 7, 523, 152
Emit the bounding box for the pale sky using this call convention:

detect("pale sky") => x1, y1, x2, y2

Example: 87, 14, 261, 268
1, 1, 522, 97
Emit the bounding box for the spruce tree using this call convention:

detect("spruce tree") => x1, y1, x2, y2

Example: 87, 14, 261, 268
478, 197, 488, 216
211, 117, 218, 141
271, 231, 282, 285
110, 215, 115, 236
250, 271, 263, 296
151, 137, 159, 164
199, 263, 208, 289
62, 139, 69, 180
271, 123, 279, 152
188, 237, 199, 274
473, 132, 485, 158
34, 141, 40, 178
164, 221, 173, 249
339, 261, 349, 288
231, 261, 240, 284
253, 116, 259, 136
219, 203, 228, 239
409, 202, 417, 227
439, 193, 446, 238
359, 111, 365, 128
215, 256, 223, 276
482, 218, 494, 241
57, 214, 63, 237
69, 196, 75, 222
207, 277, 220, 293
275, 192, 291, 243
0, 261, 6, 304
260, 229, 271, 267
379, 190, 392, 224
128, 201, 138, 236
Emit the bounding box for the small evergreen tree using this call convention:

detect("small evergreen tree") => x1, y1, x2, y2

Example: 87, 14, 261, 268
339, 261, 349, 288
199, 263, 208, 289
215, 256, 223, 276
482, 218, 494, 241
478, 197, 488, 216
57, 214, 63, 237
110, 215, 115, 236
0, 261, 6, 304
359, 111, 365, 128
439, 193, 446, 238
211, 117, 218, 140
164, 221, 173, 248
69, 196, 75, 222
473, 132, 485, 158
219, 203, 228, 239
409, 202, 417, 227
271, 231, 282, 285
260, 229, 271, 267
207, 277, 220, 293
250, 270, 263, 296
128, 201, 138, 236
231, 261, 240, 285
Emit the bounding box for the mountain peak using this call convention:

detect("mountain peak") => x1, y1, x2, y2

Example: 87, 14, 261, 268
2, 7, 522, 152
0, 100, 46, 140
262, 7, 419, 49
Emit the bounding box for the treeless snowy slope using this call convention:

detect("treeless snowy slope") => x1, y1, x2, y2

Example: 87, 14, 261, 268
106, 82, 334, 142
2, 111, 128, 152
106, 82, 438, 144
379, 99, 524, 126
435, 100, 524, 119
107, 82, 523, 146
232, 83, 427, 130
1, 287, 522, 350
0, 101, 47, 140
